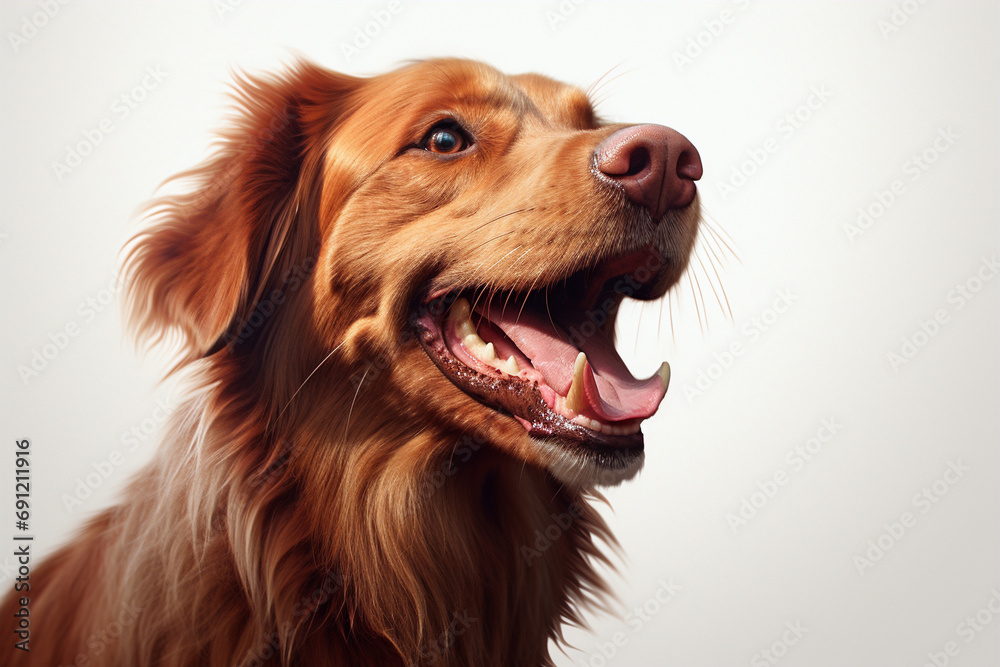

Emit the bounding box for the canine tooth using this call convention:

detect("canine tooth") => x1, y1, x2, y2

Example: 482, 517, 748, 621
500, 355, 520, 375
656, 361, 671, 391
463, 332, 488, 353
450, 297, 471, 322
450, 298, 479, 339
564, 352, 588, 415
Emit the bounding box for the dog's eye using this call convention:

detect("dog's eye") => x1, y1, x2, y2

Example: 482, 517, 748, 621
420, 121, 470, 155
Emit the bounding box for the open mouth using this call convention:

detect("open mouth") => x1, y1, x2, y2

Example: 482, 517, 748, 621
411, 247, 673, 468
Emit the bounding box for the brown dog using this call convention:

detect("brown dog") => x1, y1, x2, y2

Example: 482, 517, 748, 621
1, 58, 701, 666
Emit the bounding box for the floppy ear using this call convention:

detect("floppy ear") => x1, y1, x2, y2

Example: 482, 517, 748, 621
123, 61, 360, 360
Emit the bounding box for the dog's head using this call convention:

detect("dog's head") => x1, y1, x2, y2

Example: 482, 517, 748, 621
125, 58, 701, 489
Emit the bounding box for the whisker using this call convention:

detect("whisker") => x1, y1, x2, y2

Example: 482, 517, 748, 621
470, 285, 490, 318
633, 300, 643, 355
691, 261, 711, 333
699, 220, 727, 256
506, 247, 532, 270
544, 287, 558, 334
700, 225, 729, 273
688, 272, 705, 335
474, 285, 491, 330
585, 62, 625, 98
342, 364, 371, 443
501, 249, 533, 318
704, 210, 739, 247
469, 229, 518, 252
589, 68, 634, 109
702, 213, 741, 263
704, 223, 738, 264
455, 207, 537, 243
700, 236, 733, 320
694, 248, 725, 319
657, 293, 664, 343
272, 340, 347, 427
486, 244, 522, 280
668, 287, 676, 341
516, 273, 544, 326
477, 243, 522, 276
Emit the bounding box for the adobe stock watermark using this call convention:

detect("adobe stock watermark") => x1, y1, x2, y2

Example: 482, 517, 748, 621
750, 620, 808, 667
852, 459, 970, 575
213, 0, 245, 20
407, 610, 477, 666
61, 394, 179, 513
545, 0, 587, 31
683, 289, 797, 402
221, 254, 317, 348
247, 441, 294, 490
717, 85, 832, 202
409, 431, 489, 513
672, 0, 751, 73
520, 502, 585, 566
564, 247, 677, 350
17, 271, 120, 385
239, 569, 348, 667
919, 588, 1000, 667
339, 1, 403, 62
726, 417, 843, 533
0, 556, 19, 586
60, 599, 145, 667
844, 126, 958, 243
572, 578, 681, 667
887, 254, 997, 372
877, 0, 931, 40
184, 104, 297, 215
7, 0, 71, 54
51, 65, 168, 182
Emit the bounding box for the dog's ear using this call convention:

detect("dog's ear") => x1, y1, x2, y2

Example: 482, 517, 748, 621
123, 61, 360, 361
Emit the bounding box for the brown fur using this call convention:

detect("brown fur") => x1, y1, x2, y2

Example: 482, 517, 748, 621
1, 58, 699, 666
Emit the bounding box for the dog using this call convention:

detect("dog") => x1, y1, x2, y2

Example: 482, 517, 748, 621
2, 58, 701, 666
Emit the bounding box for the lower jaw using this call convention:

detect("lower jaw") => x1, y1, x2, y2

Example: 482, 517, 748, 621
411, 314, 646, 480
532, 436, 645, 488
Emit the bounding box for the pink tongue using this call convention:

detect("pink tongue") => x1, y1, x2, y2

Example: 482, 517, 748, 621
477, 301, 667, 421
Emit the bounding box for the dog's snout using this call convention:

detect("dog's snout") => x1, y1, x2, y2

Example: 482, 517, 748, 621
595, 124, 702, 219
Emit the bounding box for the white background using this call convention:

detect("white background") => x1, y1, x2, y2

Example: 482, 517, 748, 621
1, 2, 997, 666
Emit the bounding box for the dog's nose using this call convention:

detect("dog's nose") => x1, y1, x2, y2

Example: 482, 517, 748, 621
595, 124, 702, 219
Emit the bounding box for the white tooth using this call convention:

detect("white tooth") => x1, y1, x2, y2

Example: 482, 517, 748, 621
450, 298, 479, 339
564, 352, 588, 415
656, 361, 671, 391
463, 332, 488, 352
500, 355, 520, 375
449, 298, 523, 375
449, 297, 470, 324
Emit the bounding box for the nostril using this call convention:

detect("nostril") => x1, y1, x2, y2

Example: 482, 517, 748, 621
624, 146, 650, 178
676, 149, 703, 181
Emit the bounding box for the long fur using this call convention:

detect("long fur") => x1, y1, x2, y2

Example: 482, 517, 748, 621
1, 58, 698, 666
